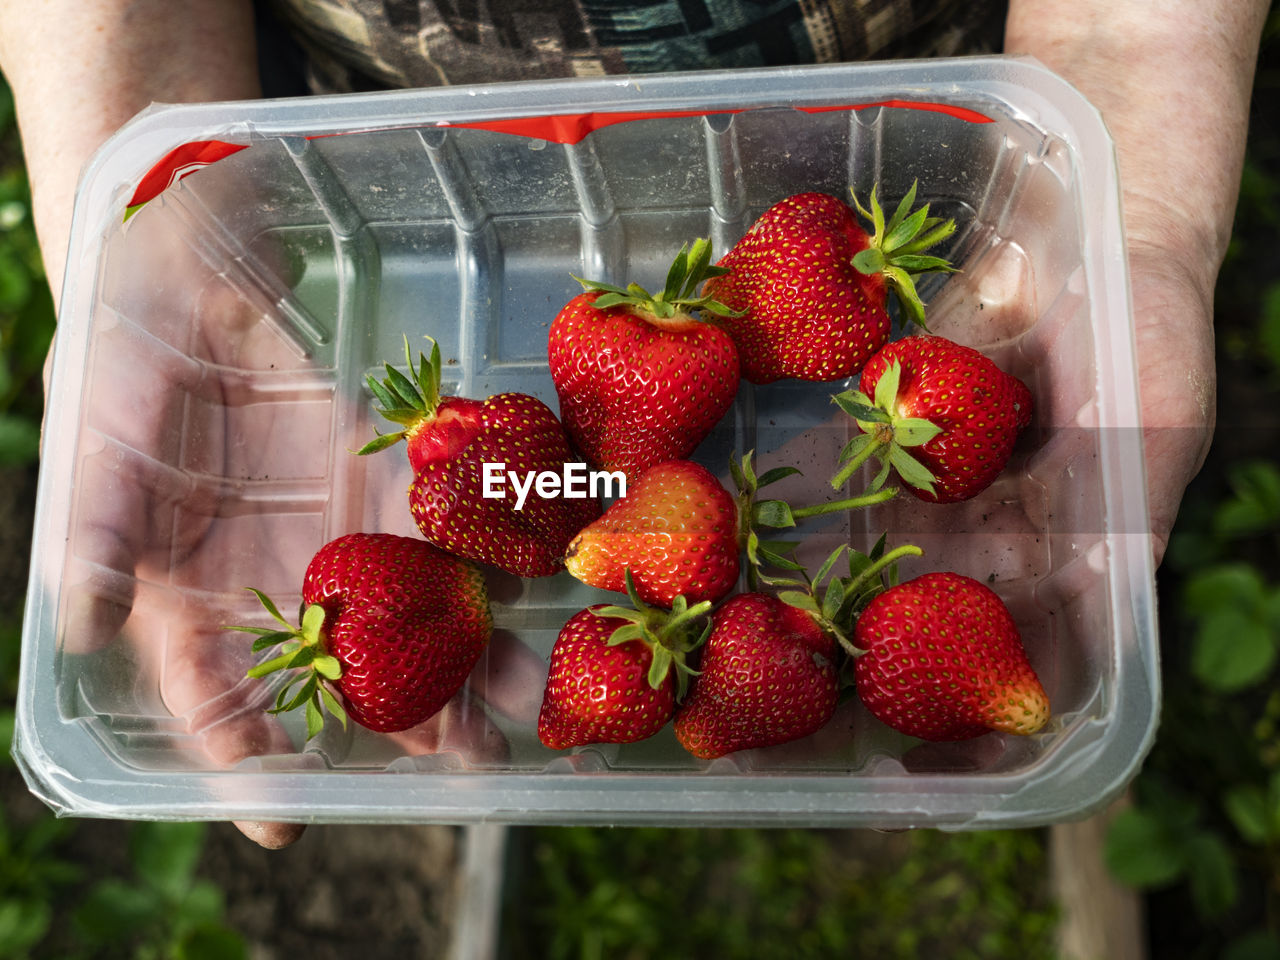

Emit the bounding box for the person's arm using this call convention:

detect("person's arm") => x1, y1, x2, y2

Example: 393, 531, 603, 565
1005, 0, 1271, 560
0, 0, 261, 303
1, 0, 308, 849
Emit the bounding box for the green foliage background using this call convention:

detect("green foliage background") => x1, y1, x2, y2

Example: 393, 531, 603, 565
1098, 9, 1280, 960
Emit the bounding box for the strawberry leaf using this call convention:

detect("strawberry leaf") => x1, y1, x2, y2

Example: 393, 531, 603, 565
664, 243, 691, 300
851, 247, 886, 276
286, 646, 317, 670
573, 276, 631, 297
605, 623, 646, 646
814, 545, 848, 588
313, 654, 343, 681
753, 499, 796, 529
892, 254, 956, 273
304, 698, 325, 740
647, 647, 674, 690
873, 360, 902, 413
885, 265, 928, 328
247, 650, 299, 680
246, 588, 292, 630
318, 685, 348, 728
895, 219, 957, 257
279, 674, 318, 714
728, 451, 748, 494
893, 418, 942, 448
884, 180, 919, 237
249, 631, 295, 652
300, 604, 326, 645
869, 456, 894, 493
383, 363, 424, 409
888, 445, 937, 494
778, 590, 821, 614
365, 375, 403, 414
833, 391, 889, 424
356, 432, 407, 457
882, 204, 931, 254
756, 465, 802, 489
756, 543, 806, 571
822, 578, 847, 622
836, 433, 878, 467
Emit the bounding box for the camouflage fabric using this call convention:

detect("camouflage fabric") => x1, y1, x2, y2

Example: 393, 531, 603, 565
265, 0, 1007, 93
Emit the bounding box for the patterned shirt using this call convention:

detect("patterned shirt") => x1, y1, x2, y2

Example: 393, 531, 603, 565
266, 0, 1007, 93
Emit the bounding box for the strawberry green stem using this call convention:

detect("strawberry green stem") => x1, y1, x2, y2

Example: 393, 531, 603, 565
844, 545, 922, 595
830, 434, 889, 490
790, 486, 897, 520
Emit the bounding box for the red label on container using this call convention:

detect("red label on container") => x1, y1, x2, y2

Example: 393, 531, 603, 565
122, 100, 990, 218
124, 139, 249, 220
436, 99, 993, 144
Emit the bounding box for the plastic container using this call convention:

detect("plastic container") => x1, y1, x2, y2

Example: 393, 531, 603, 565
16, 56, 1157, 829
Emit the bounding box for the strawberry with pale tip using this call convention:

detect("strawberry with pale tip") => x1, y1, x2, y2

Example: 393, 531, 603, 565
705, 182, 956, 384
853, 571, 1050, 741
548, 238, 741, 478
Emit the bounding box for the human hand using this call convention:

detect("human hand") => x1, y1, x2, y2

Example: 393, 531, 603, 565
1003, 0, 1270, 565
51, 186, 547, 847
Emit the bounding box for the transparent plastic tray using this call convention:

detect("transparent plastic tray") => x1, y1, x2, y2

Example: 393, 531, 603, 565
16, 56, 1157, 828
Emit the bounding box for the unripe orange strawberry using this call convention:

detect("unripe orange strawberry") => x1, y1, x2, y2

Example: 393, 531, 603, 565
564, 460, 740, 608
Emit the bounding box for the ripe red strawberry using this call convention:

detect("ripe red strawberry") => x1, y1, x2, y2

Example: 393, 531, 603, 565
548, 238, 741, 477
705, 183, 955, 383
564, 460, 740, 608
357, 337, 486, 476
358, 337, 600, 576
538, 578, 709, 749
853, 571, 1049, 741
673, 592, 838, 759
832, 334, 1033, 503
234, 533, 492, 737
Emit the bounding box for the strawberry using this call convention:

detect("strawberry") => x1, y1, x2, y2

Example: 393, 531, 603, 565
538, 576, 709, 749
357, 337, 486, 476
704, 183, 955, 383
831, 334, 1033, 503
853, 571, 1049, 741
673, 592, 838, 759
548, 238, 741, 477
563, 455, 821, 608
358, 337, 600, 576
233, 533, 492, 737
565, 460, 740, 608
